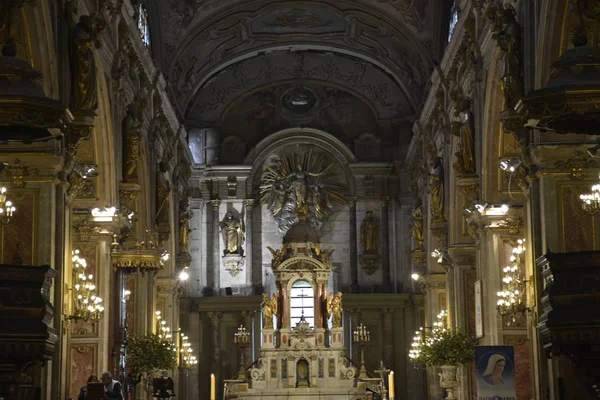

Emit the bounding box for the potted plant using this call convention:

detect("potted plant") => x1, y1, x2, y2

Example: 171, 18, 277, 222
409, 312, 478, 400
126, 333, 177, 396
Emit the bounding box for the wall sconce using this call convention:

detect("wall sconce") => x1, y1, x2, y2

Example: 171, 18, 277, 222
431, 249, 446, 264
68, 249, 104, 322
0, 187, 16, 225
74, 163, 97, 179
499, 158, 521, 173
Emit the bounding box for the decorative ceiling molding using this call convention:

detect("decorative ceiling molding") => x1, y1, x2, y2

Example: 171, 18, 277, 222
187, 51, 411, 122
161, 1, 432, 118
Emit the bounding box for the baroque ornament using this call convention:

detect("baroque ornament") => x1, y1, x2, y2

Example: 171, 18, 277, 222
260, 151, 346, 232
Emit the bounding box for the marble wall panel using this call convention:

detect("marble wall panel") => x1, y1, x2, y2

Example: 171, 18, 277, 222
504, 335, 532, 400
69, 344, 97, 400
126, 274, 137, 334
561, 184, 595, 252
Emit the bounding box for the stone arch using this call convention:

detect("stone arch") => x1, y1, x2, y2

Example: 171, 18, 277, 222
245, 127, 357, 197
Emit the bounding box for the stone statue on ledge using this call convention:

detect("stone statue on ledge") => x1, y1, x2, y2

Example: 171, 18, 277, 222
220, 212, 244, 255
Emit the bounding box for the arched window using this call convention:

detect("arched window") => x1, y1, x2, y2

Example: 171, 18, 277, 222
290, 280, 314, 328
447, 1, 459, 43
137, 3, 151, 48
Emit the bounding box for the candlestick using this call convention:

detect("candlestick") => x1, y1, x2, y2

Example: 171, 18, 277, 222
210, 373, 216, 400
388, 370, 395, 399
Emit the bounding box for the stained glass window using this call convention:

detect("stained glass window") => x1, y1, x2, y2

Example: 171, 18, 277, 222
448, 1, 459, 43
137, 3, 150, 48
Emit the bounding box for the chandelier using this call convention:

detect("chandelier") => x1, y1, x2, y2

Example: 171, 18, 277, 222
155, 311, 197, 369
580, 180, 600, 214
409, 310, 447, 365
69, 249, 104, 322
180, 332, 197, 369
0, 187, 16, 224
496, 239, 526, 324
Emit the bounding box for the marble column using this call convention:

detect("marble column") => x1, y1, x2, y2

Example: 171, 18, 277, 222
348, 308, 362, 360
315, 282, 323, 328
244, 199, 255, 294
381, 196, 392, 292
210, 200, 221, 296
349, 197, 359, 292
241, 310, 253, 367
382, 308, 395, 368
207, 312, 222, 385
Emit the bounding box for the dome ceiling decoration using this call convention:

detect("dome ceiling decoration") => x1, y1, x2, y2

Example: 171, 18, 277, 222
156, 0, 434, 125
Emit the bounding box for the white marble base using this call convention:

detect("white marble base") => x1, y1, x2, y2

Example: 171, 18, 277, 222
235, 388, 366, 400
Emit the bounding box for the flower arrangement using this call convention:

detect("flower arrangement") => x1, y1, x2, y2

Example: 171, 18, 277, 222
126, 333, 178, 378
409, 310, 478, 367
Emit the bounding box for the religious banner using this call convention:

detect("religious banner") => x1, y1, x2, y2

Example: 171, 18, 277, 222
475, 346, 517, 400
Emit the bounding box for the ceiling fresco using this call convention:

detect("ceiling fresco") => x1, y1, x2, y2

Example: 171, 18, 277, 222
154, 0, 434, 126
219, 81, 378, 152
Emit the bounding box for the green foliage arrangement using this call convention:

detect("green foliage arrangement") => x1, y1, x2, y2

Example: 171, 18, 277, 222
126, 334, 177, 377
409, 310, 478, 367
420, 329, 479, 366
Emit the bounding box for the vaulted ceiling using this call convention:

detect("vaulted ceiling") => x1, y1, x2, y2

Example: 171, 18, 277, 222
152, 0, 438, 130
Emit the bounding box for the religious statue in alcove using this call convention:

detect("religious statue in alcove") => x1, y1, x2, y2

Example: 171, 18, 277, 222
260, 151, 347, 232
359, 212, 380, 276
66, 1, 105, 112
450, 91, 475, 175
122, 102, 142, 182
429, 156, 445, 222
220, 212, 244, 255
486, 2, 523, 110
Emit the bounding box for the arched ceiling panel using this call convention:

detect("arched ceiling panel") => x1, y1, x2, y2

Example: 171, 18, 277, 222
187, 50, 412, 122
158, 1, 434, 120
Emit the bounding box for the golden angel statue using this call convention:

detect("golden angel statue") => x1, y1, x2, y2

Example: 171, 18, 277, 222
260, 151, 346, 232
261, 293, 278, 330
327, 292, 343, 328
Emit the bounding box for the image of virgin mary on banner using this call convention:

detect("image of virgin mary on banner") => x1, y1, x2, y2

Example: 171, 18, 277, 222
475, 346, 517, 400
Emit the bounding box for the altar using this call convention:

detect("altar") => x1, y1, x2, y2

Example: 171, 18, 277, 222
223, 211, 367, 399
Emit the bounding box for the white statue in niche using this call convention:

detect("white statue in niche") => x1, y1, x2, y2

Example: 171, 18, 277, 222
220, 212, 244, 255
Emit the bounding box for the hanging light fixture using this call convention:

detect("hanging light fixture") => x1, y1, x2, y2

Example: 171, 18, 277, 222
69, 249, 104, 322
0, 187, 16, 225
580, 179, 600, 214
496, 239, 526, 325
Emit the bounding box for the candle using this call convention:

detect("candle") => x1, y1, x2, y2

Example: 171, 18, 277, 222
388, 370, 395, 398
210, 373, 216, 400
